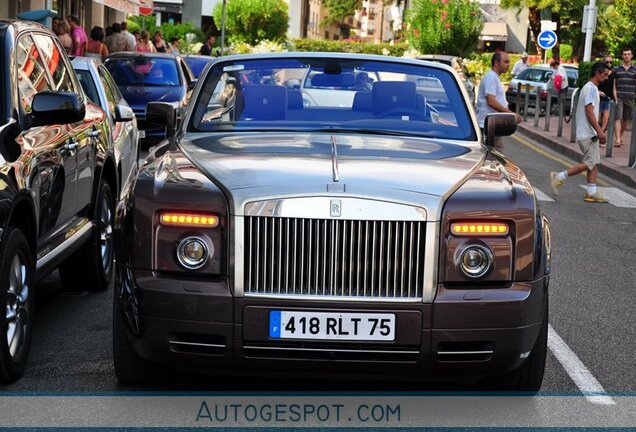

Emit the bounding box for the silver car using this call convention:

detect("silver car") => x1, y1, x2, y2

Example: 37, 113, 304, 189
506, 64, 578, 115
72, 56, 140, 196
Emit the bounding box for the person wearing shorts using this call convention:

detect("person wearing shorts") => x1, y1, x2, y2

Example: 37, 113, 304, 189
597, 56, 616, 139
613, 48, 636, 147
550, 62, 610, 203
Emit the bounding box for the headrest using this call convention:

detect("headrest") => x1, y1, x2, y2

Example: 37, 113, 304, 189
352, 92, 372, 111
311, 73, 355, 88
287, 89, 303, 109
241, 85, 287, 121
372, 81, 417, 115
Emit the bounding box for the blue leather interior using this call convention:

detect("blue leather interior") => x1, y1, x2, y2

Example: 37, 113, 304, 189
241, 85, 287, 120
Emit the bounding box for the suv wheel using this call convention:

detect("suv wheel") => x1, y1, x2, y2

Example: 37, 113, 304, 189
0, 228, 34, 383
59, 180, 114, 292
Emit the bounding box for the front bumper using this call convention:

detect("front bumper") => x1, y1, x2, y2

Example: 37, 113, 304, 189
119, 267, 548, 382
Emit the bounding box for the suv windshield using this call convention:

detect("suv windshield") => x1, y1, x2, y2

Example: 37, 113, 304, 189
189, 57, 476, 140
105, 57, 180, 86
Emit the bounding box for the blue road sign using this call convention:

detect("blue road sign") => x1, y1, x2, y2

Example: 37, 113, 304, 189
538, 30, 558, 50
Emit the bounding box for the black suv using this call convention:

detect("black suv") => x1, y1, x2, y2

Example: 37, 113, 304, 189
0, 20, 128, 382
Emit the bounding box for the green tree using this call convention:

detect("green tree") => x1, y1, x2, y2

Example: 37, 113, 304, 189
598, 0, 636, 57
212, 0, 289, 45
321, 0, 362, 25
406, 0, 483, 57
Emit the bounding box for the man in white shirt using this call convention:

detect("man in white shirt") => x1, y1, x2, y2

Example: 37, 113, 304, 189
476, 51, 522, 149
121, 21, 136, 51
550, 62, 610, 203
511, 52, 529, 77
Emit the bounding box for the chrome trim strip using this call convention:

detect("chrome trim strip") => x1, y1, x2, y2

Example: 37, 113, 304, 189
36, 222, 93, 271
169, 341, 226, 348
244, 345, 418, 355
437, 351, 494, 355
422, 221, 439, 303
234, 215, 245, 297
330, 135, 340, 182
243, 293, 423, 302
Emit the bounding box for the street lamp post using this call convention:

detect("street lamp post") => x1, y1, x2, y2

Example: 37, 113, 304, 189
583, 0, 596, 62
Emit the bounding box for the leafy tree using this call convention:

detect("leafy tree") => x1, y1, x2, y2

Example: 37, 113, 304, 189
406, 0, 483, 57
212, 0, 289, 45
598, 0, 636, 57
321, 0, 362, 25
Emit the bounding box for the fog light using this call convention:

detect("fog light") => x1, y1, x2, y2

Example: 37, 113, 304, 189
177, 237, 209, 269
459, 245, 493, 278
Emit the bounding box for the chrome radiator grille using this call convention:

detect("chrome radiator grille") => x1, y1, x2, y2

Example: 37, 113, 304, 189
244, 217, 426, 299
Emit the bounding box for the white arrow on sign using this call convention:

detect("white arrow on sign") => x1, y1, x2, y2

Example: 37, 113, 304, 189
540, 33, 555, 45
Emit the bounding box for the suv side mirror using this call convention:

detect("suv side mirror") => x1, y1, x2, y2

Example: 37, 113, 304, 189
146, 102, 177, 137
115, 104, 134, 122
484, 113, 517, 147
31, 91, 85, 126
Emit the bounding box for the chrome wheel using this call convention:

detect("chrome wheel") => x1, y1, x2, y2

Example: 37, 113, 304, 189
5, 254, 29, 359
99, 194, 113, 273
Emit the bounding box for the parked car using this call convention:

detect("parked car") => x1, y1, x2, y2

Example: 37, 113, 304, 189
0, 20, 129, 382
113, 52, 551, 391
183, 54, 215, 79
507, 64, 578, 115
72, 56, 139, 195
104, 52, 195, 141
418, 54, 476, 105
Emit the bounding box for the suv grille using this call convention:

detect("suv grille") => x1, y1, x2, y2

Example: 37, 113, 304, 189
244, 217, 426, 299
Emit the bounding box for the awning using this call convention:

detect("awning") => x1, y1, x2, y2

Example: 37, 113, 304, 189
480, 22, 508, 42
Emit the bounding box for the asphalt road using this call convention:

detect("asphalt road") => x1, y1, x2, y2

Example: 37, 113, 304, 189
3, 133, 635, 393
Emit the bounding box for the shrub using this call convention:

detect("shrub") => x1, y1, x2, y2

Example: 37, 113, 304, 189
290, 39, 409, 57
406, 0, 483, 58
212, 0, 288, 45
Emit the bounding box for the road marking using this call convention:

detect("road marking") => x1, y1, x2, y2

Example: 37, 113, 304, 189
534, 188, 555, 202
578, 186, 636, 208
511, 134, 608, 186
548, 324, 615, 405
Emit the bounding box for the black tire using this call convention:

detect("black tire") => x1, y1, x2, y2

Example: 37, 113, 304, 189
0, 228, 34, 383
481, 296, 548, 393
112, 287, 164, 386
59, 180, 114, 292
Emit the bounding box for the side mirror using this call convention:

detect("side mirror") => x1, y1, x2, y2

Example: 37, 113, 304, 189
146, 102, 177, 137
115, 104, 134, 122
484, 113, 517, 147
31, 91, 85, 126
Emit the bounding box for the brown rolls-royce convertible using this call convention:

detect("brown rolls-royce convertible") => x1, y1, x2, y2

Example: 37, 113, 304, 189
113, 53, 551, 391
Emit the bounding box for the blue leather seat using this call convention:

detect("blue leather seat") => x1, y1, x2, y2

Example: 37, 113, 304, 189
372, 81, 417, 116
241, 85, 287, 120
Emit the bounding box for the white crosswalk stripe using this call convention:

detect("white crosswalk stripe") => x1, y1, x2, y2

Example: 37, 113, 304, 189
579, 186, 636, 208
534, 188, 555, 202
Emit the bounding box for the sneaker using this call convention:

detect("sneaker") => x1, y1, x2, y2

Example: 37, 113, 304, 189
584, 192, 609, 203
550, 172, 564, 196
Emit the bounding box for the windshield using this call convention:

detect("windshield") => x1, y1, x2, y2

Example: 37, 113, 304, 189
188, 57, 476, 140
104, 57, 181, 86
185, 57, 212, 78
517, 68, 552, 83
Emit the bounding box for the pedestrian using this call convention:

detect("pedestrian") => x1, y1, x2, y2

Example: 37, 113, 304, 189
132, 30, 140, 45
135, 31, 155, 53
105, 26, 113, 38
550, 61, 610, 203
104, 22, 134, 54
475, 51, 522, 150
57, 20, 73, 54
199, 35, 215, 56
85, 26, 109, 60
121, 21, 136, 50
511, 52, 529, 77
549, 58, 569, 104
153, 31, 168, 53
52, 16, 62, 35
597, 55, 616, 140
66, 15, 87, 56
612, 47, 636, 147
169, 37, 180, 54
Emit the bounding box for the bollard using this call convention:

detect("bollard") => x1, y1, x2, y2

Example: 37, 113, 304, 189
534, 89, 540, 127
523, 85, 530, 122
557, 91, 564, 137
544, 92, 552, 132
630, 107, 636, 168
570, 90, 579, 143
606, 101, 616, 158
516, 83, 522, 115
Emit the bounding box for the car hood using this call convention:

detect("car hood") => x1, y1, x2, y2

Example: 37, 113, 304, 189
118, 85, 185, 112
177, 132, 485, 214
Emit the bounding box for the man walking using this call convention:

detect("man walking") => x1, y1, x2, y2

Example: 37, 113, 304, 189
613, 47, 636, 147
199, 35, 216, 56
121, 21, 136, 50
476, 51, 522, 150
511, 52, 529, 77
105, 23, 134, 54
550, 62, 610, 203
66, 15, 87, 56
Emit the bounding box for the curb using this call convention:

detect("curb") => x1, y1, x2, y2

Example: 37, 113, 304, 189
517, 124, 636, 189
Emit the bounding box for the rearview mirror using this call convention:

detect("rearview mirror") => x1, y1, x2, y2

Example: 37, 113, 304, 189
484, 113, 517, 147
31, 91, 85, 126
146, 102, 177, 137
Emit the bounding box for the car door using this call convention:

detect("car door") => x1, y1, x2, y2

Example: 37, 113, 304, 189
15, 32, 78, 241
32, 33, 98, 216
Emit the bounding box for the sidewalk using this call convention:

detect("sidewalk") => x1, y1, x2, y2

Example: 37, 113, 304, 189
515, 114, 636, 188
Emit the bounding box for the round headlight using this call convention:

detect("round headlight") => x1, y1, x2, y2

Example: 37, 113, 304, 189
177, 237, 209, 269
459, 245, 493, 278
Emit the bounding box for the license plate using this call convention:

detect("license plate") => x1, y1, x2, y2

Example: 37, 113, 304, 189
269, 311, 395, 341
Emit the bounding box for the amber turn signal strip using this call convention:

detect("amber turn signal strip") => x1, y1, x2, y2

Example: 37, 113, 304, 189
451, 222, 508, 236
159, 212, 219, 228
